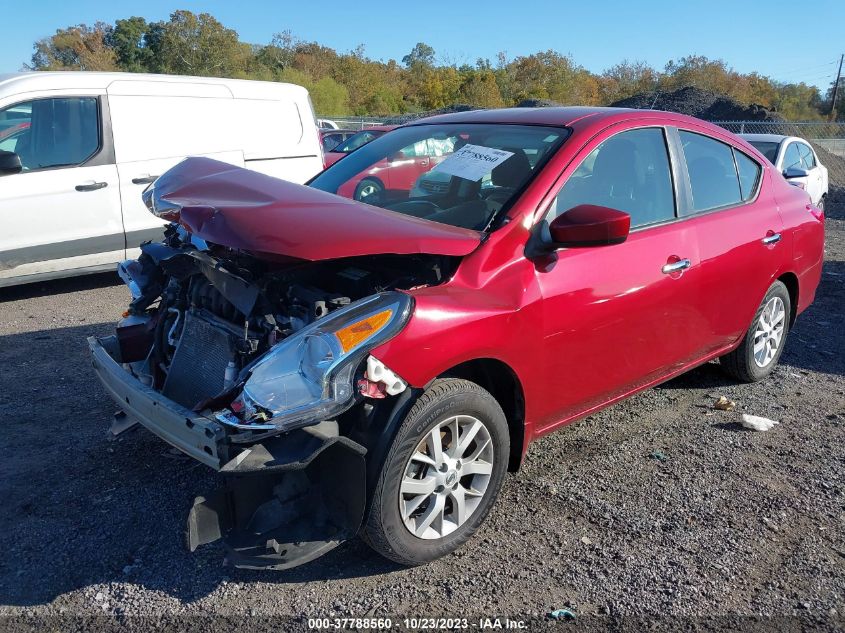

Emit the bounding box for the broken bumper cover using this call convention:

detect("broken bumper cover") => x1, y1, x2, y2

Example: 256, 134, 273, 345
88, 335, 227, 468
88, 335, 368, 570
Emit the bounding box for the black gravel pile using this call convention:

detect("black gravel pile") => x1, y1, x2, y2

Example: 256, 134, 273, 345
385, 104, 481, 124
809, 144, 845, 202
611, 87, 782, 121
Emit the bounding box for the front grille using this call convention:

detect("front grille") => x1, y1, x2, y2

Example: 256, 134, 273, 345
163, 310, 236, 409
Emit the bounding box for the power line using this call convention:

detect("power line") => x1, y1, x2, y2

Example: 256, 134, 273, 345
773, 59, 839, 76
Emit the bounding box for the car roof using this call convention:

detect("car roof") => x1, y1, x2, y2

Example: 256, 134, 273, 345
406, 106, 730, 135
0, 71, 308, 99
359, 125, 396, 132
738, 133, 791, 143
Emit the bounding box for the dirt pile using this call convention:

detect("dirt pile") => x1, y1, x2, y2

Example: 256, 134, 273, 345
386, 104, 480, 124
611, 87, 782, 121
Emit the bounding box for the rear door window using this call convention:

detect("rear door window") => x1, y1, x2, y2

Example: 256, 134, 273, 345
797, 143, 816, 169
553, 127, 675, 228
679, 131, 742, 212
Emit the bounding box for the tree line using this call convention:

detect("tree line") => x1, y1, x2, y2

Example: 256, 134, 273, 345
27, 10, 843, 120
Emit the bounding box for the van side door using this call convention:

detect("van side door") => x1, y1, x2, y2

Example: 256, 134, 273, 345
0, 95, 123, 285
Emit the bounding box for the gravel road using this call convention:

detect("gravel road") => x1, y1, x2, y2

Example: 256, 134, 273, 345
1, 205, 843, 632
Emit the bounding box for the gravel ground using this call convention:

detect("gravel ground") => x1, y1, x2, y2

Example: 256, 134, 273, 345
0, 205, 843, 632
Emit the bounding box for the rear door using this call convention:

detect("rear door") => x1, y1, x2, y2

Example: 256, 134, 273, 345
796, 141, 824, 205
535, 125, 707, 425
673, 127, 784, 353
0, 95, 123, 284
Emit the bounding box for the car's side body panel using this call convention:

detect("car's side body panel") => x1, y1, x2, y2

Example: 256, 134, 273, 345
373, 109, 825, 459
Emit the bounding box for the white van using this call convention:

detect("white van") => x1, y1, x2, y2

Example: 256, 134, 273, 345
0, 72, 323, 287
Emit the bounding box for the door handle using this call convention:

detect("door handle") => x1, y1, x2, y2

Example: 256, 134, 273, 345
662, 258, 691, 274
75, 182, 107, 192
762, 233, 782, 245
131, 175, 159, 185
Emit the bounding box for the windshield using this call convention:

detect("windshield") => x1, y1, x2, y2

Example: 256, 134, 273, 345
310, 123, 568, 231
334, 130, 384, 153
748, 141, 780, 164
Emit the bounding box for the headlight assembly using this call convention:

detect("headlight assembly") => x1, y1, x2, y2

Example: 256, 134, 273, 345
226, 291, 413, 432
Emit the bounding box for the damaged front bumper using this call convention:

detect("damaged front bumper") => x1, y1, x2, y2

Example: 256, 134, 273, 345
88, 335, 367, 570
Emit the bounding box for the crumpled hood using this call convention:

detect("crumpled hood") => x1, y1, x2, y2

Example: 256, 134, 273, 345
147, 157, 482, 261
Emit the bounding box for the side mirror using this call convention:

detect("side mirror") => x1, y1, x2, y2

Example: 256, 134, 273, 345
548, 204, 630, 248
783, 166, 809, 179
0, 150, 22, 176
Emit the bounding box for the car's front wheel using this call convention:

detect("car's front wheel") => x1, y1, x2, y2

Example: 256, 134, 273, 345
354, 178, 383, 203
720, 280, 791, 382
363, 378, 509, 565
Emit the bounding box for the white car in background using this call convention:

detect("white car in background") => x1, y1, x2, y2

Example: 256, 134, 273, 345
0, 72, 323, 287
740, 133, 829, 211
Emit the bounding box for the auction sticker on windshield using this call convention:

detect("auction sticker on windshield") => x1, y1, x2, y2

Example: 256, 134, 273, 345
431, 144, 514, 181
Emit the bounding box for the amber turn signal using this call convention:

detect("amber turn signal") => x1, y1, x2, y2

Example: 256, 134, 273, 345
335, 309, 393, 353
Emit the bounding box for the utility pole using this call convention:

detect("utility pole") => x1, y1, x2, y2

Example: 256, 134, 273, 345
830, 54, 844, 121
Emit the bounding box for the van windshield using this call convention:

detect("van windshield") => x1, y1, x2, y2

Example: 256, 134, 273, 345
309, 123, 568, 232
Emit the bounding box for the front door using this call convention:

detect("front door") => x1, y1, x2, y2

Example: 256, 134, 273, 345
534, 126, 707, 429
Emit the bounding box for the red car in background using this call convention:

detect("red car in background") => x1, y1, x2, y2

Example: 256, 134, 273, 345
323, 125, 396, 168
325, 125, 458, 203
91, 107, 824, 571
320, 129, 357, 154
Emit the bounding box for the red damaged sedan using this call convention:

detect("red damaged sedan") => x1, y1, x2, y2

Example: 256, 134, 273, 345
89, 107, 824, 569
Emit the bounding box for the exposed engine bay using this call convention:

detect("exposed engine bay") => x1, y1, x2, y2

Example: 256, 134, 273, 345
116, 225, 452, 424
89, 224, 457, 569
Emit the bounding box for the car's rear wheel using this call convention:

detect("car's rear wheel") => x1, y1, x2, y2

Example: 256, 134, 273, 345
720, 280, 791, 382
363, 378, 509, 565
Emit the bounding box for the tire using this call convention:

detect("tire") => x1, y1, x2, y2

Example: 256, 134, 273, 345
720, 280, 791, 382
354, 178, 383, 203
362, 378, 509, 566
817, 196, 825, 214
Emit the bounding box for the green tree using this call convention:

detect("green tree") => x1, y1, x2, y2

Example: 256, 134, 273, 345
108, 16, 151, 72
153, 10, 245, 76
308, 76, 349, 114
402, 42, 435, 69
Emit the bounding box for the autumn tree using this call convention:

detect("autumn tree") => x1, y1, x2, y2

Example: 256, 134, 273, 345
30, 22, 118, 71
600, 60, 659, 103
26, 12, 833, 119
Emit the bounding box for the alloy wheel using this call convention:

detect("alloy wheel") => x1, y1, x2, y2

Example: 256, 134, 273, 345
399, 415, 494, 540
753, 296, 786, 368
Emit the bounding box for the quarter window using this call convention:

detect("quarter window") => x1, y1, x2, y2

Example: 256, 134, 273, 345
734, 150, 762, 200
552, 127, 676, 228
0, 97, 100, 171
680, 131, 742, 212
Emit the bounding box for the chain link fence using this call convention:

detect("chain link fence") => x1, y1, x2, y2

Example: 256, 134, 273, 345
318, 116, 388, 130
711, 121, 845, 158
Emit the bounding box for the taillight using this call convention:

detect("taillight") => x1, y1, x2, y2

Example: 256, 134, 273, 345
807, 203, 824, 222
